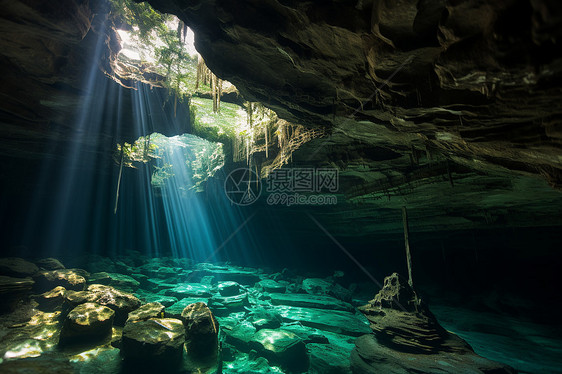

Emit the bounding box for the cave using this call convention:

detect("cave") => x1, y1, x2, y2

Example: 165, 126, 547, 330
0, 0, 561, 373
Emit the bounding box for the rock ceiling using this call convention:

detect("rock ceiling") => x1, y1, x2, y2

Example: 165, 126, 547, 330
1, 0, 561, 234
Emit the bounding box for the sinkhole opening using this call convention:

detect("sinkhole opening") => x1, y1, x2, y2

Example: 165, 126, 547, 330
115, 132, 225, 194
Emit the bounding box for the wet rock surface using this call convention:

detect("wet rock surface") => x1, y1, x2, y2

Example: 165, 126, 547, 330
121, 318, 185, 367
32, 286, 66, 312
250, 329, 308, 373
59, 303, 114, 347
0, 258, 38, 278
64, 284, 141, 326
88, 272, 140, 293
352, 273, 516, 373
126, 302, 164, 323
34, 269, 87, 293
0, 256, 554, 373
0, 276, 34, 311
181, 302, 219, 364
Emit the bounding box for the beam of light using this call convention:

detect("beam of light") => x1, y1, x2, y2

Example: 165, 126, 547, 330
17, 20, 128, 258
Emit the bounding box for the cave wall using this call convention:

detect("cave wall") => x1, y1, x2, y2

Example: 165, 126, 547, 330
145, 0, 562, 186
0, 0, 561, 237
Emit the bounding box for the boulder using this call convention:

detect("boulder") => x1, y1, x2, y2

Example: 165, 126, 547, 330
302, 278, 332, 296
218, 281, 240, 296
208, 292, 249, 316
88, 272, 140, 293
0, 257, 39, 277
181, 302, 219, 364
59, 302, 114, 346
126, 302, 164, 323
221, 319, 257, 352
156, 266, 179, 280
164, 283, 213, 299
32, 286, 66, 312
65, 284, 141, 325
35, 258, 65, 270
33, 269, 86, 293
256, 279, 286, 293
249, 329, 309, 373
247, 307, 282, 330
165, 297, 209, 319
121, 318, 185, 368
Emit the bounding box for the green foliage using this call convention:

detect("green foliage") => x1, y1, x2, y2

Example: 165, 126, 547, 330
109, 0, 171, 41
109, 0, 197, 98
190, 98, 246, 140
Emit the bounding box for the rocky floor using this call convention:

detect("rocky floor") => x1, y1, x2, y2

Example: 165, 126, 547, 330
0, 254, 559, 373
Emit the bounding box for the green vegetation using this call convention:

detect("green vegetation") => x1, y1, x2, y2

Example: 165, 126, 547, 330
115, 133, 224, 192
110, 0, 326, 191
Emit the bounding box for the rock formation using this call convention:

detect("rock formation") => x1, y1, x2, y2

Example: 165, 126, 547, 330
352, 273, 516, 373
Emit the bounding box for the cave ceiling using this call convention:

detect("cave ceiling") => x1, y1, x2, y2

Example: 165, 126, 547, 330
0, 0, 561, 234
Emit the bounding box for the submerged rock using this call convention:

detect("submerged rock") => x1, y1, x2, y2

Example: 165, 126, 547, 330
135, 290, 178, 307
208, 292, 249, 316
0, 257, 39, 277
65, 284, 141, 325
270, 293, 354, 312
247, 307, 282, 330
35, 258, 65, 271
302, 278, 332, 296
249, 329, 309, 373
218, 281, 241, 296
351, 273, 516, 373
165, 297, 209, 319
88, 272, 140, 293
32, 286, 66, 312
256, 279, 286, 293
59, 302, 114, 346
126, 301, 164, 323
308, 343, 352, 374
164, 283, 213, 298
221, 318, 257, 352
181, 302, 219, 364
275, 306, 371, 337
0, 275, 34, 312
34, 269, 86, 293
190, 264, 260, 285
121, 318, 185, 368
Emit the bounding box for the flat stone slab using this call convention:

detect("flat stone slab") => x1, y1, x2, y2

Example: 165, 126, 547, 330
189, 264, 260, 285
164, 283, 213, 299
135, 291, 178, 307
308, 343, 353, 374
88, 272, 140, 292
270, 293, 354, 312
274, 306, 371, 337
165, 297, 209, 319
